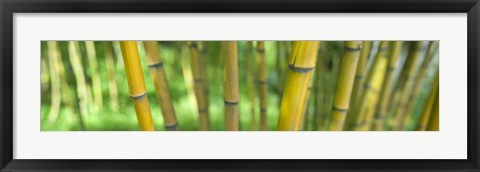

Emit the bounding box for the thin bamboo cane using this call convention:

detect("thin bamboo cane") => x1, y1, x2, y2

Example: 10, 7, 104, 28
277, 41, 320, 131
328, 41, 362, 131
345, 41, 373, 130
402, 41, 439, 126
85, 41, 103, 110
41, 57, 49, 92
352, 41, 390, 130
198, 41, 210, 123
189, 42, 210, 130
224, 41, 240, 131
416, 71, 439, 131
301, 80, 314, 131
104, 42, 120, 111
426, 90, 439, 131
180, 46, 199, 120
46, 41, 62, 124
68, 41, 88, 130
312, 43, 327, 130
392, 41, 425, 130
119, 41, 155, 131
257, 41, 268, 130
246, 41, 257, 130
143, 41, 179, 131
373, 41, 404, 130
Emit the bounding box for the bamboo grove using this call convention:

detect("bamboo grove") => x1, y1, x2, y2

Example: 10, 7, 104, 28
40, 41, 439, 131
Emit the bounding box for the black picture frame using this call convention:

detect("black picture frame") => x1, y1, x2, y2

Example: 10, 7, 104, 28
1, 0, 479, 171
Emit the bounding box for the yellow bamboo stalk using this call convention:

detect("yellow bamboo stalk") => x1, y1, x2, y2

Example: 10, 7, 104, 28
189, 42, 210, 130
352, 41, 390, 130
392, 41, 425, 130
257, 41, 268, 130
180, 46, 199, 120
197, 42, 210, 122
373, 41, 404, 130
277, 41, 319, 131
46, 41, 62, 124
426, 90, 439, 131
85, 41, 103, 110
246, 41, 257, 130
300, 79, 314, 131
416, 71, 439, 131
403, 41, 439, 126
104, 42, 120, 111
68, 41, 89, 130
345, 41, 373, 130
143, 41, 179, 131
224, 41, 240, 131
328, 41, 362, 131
119, 41, 154, 131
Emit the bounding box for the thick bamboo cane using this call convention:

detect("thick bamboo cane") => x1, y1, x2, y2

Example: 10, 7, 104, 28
46, 41, 62, 124
257, 41, 268, 130
352, 41, 390, 130
246, 41, 257, 130
224, 41, 240, 131
277, 41, 319, 131
392, 41, 425, 130
402, 41, 439, 126
85, 41, 103, 110
373, 41, 404, 130
345, 41, 373, 130
189, 42, 210, 130
416, 71, 439, 131
119, 41, 155, 131
328, 41, 362, 131
426, 90, 439, 131
104, 42, 120, 111
68, 41, 89, 130
143, 41, 179, 131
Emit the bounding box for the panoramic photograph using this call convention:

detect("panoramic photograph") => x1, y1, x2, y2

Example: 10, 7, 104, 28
40, 41, 439, 131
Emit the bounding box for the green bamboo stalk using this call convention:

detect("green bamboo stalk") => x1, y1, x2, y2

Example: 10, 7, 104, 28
85, 41, 103, 111
257, 41, 268, 130
143, 41, 179, 131
46, 41, 62, 124
329, 41, 362, 131
104, 42, 120, 111
373, 41, 404, 130
224, 41, 240, 131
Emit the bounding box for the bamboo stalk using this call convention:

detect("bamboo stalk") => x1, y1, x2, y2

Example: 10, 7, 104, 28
416, 71, 439, 131
46, 41, 62, 124
189, 42, 210, 130
224, 41, 240, 131
426, 90, 439, 131
345, 41, 372, 130
85, 41, 103, 111
312, 43, 327, 130
143, 41, 179, 131
402, 41, 439, 126
392, 41, 425, 130
277, 41, 320, 131
68, 41, 88, 130
198, 41, 210, 124
119, 41, 154, 131
328, 41, 362, 131
246, 41, 257, 130
104, 42, 120, 111
352, 41, 390, 130
257, 41, 268, 130
373, 41, 404, 130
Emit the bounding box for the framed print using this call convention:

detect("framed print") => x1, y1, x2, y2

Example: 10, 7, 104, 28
1, 0, 479, 171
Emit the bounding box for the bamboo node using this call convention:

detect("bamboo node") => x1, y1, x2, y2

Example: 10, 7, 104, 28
224, 100, 239, 105
165, 123, 178, 131
130, 92, 147, 100
148, 62, 164, 69
288, 64, 315, 73
344, 46, 361, 51
333, 106, 349, 112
